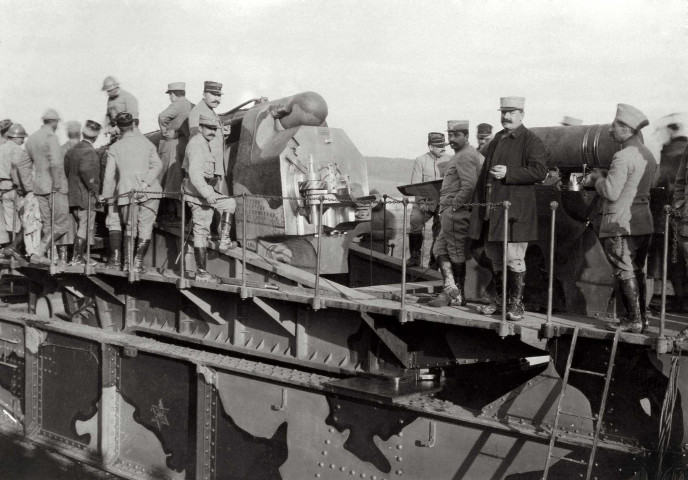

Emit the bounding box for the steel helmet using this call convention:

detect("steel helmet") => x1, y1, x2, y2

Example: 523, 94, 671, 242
101, 76, 120, 92
6, 124, 28, 138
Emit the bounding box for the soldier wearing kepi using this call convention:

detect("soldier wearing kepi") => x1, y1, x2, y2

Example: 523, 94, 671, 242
188, 81, 229, 195
101, 113, 162, 273
468, 97, 548, 321
23, 109, 71, 265
183, 113, 237, 283
64, 120, 102, 266
102, 76, 139, 138
0, 119, 12, 146
0, 124, 32, 258
476, 123, 493, 154
158, 82, 194, 222
429, 120, 483, 307
587, 104, 656, 333
407, 132, 451, 267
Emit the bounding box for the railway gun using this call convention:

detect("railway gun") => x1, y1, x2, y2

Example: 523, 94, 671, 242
0, 92, 685, 479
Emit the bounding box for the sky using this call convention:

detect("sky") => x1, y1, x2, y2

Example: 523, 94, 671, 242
1, 0, 687, 158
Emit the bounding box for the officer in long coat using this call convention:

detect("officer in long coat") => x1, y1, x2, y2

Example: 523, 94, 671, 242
588, 104, 656, 333
468, 97, 548, 321
188, 81, 229, 196
183, 113, 237, 283
158, 82, 193, 221
429, 120, 483, 307
23, 109, 71, 265
101, 113, 162, 273
64, 120, 102, 266
0, 124, 32, 259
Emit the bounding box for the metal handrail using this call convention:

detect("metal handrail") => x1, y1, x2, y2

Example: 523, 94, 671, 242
499, 201, 511, 337
312, 195, 324, 310
547, 202, 559, 326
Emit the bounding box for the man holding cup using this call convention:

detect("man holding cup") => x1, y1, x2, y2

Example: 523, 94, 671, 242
468, 97, 548, 321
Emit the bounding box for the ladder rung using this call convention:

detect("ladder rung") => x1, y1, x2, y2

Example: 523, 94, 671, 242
559, 410, 597, 421
549, 454, 588, 466
568, 367, 605, 377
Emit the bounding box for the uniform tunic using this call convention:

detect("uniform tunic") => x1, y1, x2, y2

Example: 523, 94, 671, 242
183, 133, 236, 247
64, 140, 100, 240
158, 97, 193, 194
188, 100, 228, 195
0, 141, 31, 242
102, 131, 162, 240
24, 125, 70, 245
433, 144, 483, 263
409, 151, 451, 235
595, 135, 656, 279
105, 89, 139, 127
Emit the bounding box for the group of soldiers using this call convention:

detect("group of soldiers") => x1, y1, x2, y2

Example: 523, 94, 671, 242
0, 76, 237, 283
408, 96, 668, 333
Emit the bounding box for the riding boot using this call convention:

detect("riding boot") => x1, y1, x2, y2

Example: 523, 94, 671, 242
451, 262, 467, 306
132, 239, 150, 274
477, 270, 503, 315
122, 236, 132, 271
406, 233, 424, 268
606, 277, 643, 333
4, 229, 24, 261
106, 231, 122, 270
636, 271, 649, 333
428, 255, 460, 307
506, 270, 526, 322
71, 237, 86, 266
194, 247, 220, 283
30, 235, 53, 265
218, 212, 238, 251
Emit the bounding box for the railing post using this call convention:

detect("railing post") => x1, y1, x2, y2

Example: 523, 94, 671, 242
398, 198, 410, 323
178, 193, 187, 288
382, 194, 388, 251
128, 191, 135, 282
85, 192, 94, 274
311, 195, 325, 310
545, 201, 558, 333
11, 189, 16, 243
499, 201, 511, 337
660, 205, 670, 341
240, 192, 250, 299
49, 191, 56, 272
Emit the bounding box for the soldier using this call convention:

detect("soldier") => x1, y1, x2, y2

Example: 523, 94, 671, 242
101, 113, 162, 273
102, 76, 139, 137
0, 124, 32, 259
476, 123, 493, 153
588, 104, 656, 333
24, 109, 71, 265
183, 113, 237, 283
429, 121, 483, 307
0, 119, 12, 146
355, 189, 396, 254
188, 81, 228, 195
561, 116, 583, 126
158, 82, 193, 222
407, 132, 451, 267
468, 97, 548, 321
61, 121, 81, 157
64, 120, 102, 266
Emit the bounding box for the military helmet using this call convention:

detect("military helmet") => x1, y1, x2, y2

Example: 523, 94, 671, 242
102, 76, 120, 92
6, 124, 28, 138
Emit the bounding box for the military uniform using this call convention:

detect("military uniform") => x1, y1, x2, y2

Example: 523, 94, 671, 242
158, 86, 193, 196
105, 89, 139, 132
102, 114, 162, 272
0, 140, 29, 244
188, 88, 227, 195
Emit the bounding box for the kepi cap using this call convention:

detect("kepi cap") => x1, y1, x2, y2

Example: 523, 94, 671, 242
427, 132, 448, 147
82, 120, 102, 137
199, 114, 220, 129
203, 81, 223, 95
477, 123, 493, 137
615, 104, 649, 131
65, 121, 81, 134
41, 108, 61, 121
498, 96, 525, 111
447, 120, 469, 132
561, 116, 582, 126
115, 112, 134, 128
165, 82, 186, 93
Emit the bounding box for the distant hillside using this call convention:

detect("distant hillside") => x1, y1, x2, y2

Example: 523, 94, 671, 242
365, 156, 415, 197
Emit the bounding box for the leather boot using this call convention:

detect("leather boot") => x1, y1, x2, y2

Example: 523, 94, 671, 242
132, 239, 150, 274
56, 245, 69, 267
477, 270, 503, 315
606, 277, 642, 333
506, 270, 526, 322
636, 271, 649, 333
218, 212, 237, 251
4, 229, 24, 261
106, 231, 122, 270
428, 256, 460, 307
30, 236, 53, 265
122, 235, 132, 271
452, 262, 467, 306
406, 233, 423, 268
71, 237, 86, 266
194, 247, 220, 283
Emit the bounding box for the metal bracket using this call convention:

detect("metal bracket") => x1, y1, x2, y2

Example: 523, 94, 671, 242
25, 327, 46, 355
417, 420, 436, 448
271, 388, 288, 411
197, 365, 216, 386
